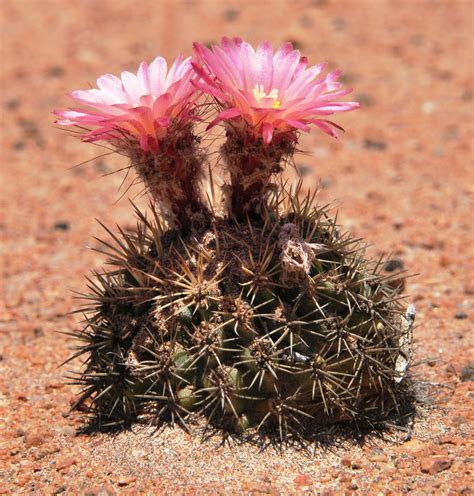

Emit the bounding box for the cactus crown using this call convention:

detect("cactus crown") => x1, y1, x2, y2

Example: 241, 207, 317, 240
59, 39, 413, 442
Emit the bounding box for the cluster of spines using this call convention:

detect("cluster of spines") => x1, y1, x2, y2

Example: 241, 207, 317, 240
66, 185, 410, 440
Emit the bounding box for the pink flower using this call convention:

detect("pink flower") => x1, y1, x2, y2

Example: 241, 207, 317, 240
55, 55, 199, 152
193, 38, 359, 144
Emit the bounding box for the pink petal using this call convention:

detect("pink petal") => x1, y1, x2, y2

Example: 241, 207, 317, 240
137, 62, 151, 94
254, 41, 273, 88
286, 119, 310, 132
148, 56, 167, 93
262, 122, 274, 144
121, 71, 143, 102
206, 107, 242, 129
96, 74, 127, 103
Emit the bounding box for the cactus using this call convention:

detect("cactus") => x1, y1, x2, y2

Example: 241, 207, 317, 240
68, 181, 413, 438
59, 38, 414, 440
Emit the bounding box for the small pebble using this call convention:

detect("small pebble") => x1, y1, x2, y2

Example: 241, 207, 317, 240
61, 426, 76, 437
25, 433, 45, 448
296, 164, 313, 177
354, 92, 375, 106
454, 311, 468, 320
460, 363, 474, 382
300, 15, 313, 28
53, 221, 70, 231
461, 89, 473, 101
95, 160, 111, 173
333, 17, 346, 30
383, 259, 404, 272
13, 141, 25, 151
422, 101, 435, 114
117, 476, 137, 486
55, 457, 77, 471
363, 138, 387, 150
5, 98, 20, 111
46, 66, 65, 78
222, 8, 239, 22
420, 456, 452, 475
320, 177, 332, 189
33, 327, 44, 337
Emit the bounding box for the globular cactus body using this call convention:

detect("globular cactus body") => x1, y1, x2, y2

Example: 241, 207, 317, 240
72, 189, 412, 438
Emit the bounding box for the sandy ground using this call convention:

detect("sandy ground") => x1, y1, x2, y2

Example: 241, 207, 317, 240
1, 0, 473, 494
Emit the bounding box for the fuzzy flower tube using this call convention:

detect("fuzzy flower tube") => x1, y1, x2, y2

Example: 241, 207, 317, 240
55, 55, 206, 228
193, 38, 359, 217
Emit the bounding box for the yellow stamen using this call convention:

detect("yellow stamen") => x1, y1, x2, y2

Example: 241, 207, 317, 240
252, 84, 280, 107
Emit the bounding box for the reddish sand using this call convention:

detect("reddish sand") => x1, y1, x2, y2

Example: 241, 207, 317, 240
1, 0, 473, 494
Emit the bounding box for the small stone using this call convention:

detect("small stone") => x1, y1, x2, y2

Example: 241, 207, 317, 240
300, 15, 313, 28
333, 17, 346, 30
420, 456, 452, 475
341, 457, 351, 467
363, 138, 386, 150
460, 363, 474, 382
25, 433, 45, 448
444, 125, 459, 140
95, 160, 110, 173
438, 435, 461, 445
455, 312, 468, 320
33, 327, 44, 337
422, 101, 435, 114
61, 426, 76, 437
117, 476, 137, 487
351, 460, 363, 469
222, 8, 239, 22
5, 98, 20, 111
383, 259, 404, 272
452, 415, 467, 426
56, 457, 77, 471
46, 66, 65, 78
320, 177, 332, 189
294, 474, 313, 487
370, 454, 388, 463
439, 254, 452, 267
296, 164, 313, 177
53, 221, 70, 231
47, 383, 64, 390
244, 483, 279, 495
398, 438, 426, 454
15, 428, 25, 437
13, 141, 25, 151
354, 92, 375, 106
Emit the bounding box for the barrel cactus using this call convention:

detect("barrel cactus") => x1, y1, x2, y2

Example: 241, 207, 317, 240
58, 38, 414, 440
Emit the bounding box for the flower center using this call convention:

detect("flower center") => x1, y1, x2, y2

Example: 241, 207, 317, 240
252, 84, 281, 109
